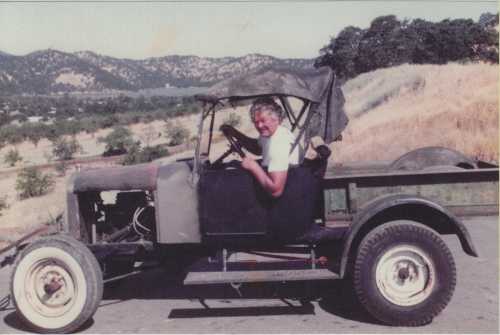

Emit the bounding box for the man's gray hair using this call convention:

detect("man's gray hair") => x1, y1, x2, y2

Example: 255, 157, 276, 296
249, 97, 284, 122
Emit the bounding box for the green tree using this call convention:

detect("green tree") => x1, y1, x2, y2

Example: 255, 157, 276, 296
0, 196, 8, 216
15, 166, 55, 199
316, 14, 498, 79
52, 137, 82, 161
164, 121, 190, 146
318, 26, 364, 78
122, 143, 170, 165
0, 125, 24, 146
25, 123, 46, 147
98, 126, 134, 156
355, 15, 412, 74
4, 148, 22, 167
80, 118, 99, 137
54, 161, 68, 176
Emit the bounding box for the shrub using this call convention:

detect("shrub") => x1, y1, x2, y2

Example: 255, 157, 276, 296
165, 121, 190, 146
4, 148, 22, 167
54, 161, 68, 176
141, 145, 169, 161
24, 123, 47, 147
100, 115, 119, 129
139, 125, 158, 147
0, 125, 24, 146
98, 126, 134, 156
80, 119, 99, 137
222, 112, 242, 128
16, 166, 55, 199
0, 196, 8, 216
122, 143, 169, 165
120, 142, 141, 165
188, 135, 198, 149
52, 137, 82, 161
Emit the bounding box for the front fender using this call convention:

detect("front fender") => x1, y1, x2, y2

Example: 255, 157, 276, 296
339, 193, 478, 278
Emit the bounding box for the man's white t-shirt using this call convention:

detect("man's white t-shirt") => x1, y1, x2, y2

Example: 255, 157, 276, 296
258, 125, 299, 172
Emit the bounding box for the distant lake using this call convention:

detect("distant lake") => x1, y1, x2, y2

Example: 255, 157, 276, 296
53, 86, 209, 99
136, 86, 209, 97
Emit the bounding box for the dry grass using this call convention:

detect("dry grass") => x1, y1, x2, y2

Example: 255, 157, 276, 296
0, 173, 67, 243
333, 62, 499, 164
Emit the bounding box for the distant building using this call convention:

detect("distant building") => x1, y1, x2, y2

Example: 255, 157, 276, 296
27, 116, 44, 123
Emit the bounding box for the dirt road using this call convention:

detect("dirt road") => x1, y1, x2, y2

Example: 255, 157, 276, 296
0, 216, 497, 333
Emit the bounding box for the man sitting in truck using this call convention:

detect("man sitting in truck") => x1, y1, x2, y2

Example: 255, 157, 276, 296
220, 97, 299, 198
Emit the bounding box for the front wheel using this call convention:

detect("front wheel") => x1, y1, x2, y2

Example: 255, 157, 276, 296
353, 220, 456, 326
10, 234, 103, 333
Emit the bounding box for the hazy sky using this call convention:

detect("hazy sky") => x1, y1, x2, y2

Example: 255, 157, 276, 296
0, 1, 497, 59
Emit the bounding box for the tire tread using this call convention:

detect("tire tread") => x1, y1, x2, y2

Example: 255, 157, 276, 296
353, 220, 456, 327
10, 234, 103, 334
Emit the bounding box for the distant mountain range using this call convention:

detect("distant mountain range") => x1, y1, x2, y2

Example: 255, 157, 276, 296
0, 49, 314, 95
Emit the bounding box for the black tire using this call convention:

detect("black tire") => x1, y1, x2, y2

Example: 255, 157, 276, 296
10, 234, 103, 333
353, 220, 456, 326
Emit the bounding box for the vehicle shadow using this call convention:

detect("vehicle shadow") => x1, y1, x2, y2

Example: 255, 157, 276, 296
102, 267, 381, 325
3, 311, 95, 333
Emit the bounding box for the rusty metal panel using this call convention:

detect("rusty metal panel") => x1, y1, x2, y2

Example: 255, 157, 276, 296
324, 168, 499, 218
324, 187, 348, 214
353, 181, 498, 210
72, 163, 159, 192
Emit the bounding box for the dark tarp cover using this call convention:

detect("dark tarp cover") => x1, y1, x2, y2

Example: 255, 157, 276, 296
207, 66, 349, 144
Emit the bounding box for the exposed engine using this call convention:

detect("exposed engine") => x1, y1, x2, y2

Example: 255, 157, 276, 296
97, 191, 156, 243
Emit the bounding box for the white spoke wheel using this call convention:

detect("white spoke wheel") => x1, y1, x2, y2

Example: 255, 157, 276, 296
353, 220, 456, 327
10, 235, 103, 334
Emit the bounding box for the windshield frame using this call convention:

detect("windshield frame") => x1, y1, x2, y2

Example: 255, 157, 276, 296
191, 95, 314, 183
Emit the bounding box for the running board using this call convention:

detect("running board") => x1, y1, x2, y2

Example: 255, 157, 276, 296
184, 269, 339, 285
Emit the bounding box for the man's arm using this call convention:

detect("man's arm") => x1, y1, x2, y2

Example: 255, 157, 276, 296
241, 157, 287, 198
220, 125, 262, 155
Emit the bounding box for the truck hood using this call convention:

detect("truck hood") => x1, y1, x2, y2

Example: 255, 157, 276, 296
69, 162, 189, 193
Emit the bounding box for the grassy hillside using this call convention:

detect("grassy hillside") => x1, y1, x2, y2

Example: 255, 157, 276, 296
332, 62, 498, 164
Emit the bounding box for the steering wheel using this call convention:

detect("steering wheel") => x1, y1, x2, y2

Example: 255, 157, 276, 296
211, 129, 246, 166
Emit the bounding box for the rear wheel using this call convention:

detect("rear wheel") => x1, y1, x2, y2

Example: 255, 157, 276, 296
10, 234, 103, 333
390, 146, 476, 170
353, 220, 456, 326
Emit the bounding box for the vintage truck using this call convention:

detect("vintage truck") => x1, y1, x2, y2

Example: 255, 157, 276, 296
8, 67, 499, 333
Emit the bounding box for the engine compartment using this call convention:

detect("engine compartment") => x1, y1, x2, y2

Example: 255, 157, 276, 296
82, 190, 157, 244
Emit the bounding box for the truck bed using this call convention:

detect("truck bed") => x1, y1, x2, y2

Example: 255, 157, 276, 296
323, 162, 499, 224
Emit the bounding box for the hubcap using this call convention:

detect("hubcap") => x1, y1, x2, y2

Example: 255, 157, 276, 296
25, 260, 77, 318
375, 245, 435, 306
